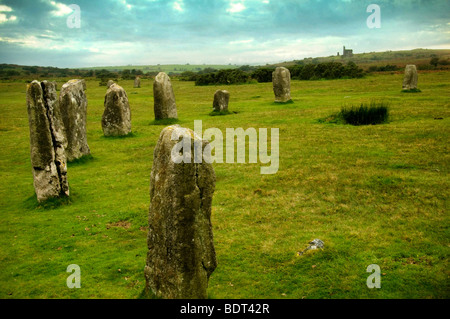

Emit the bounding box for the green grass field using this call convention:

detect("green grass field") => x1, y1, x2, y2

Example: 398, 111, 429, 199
0, 71, 449, 299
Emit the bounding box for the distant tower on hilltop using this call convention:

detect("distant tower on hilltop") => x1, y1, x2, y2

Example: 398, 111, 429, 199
342, 46, 353, 58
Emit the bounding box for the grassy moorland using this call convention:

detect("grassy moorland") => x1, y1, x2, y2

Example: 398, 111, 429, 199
274, 48, 450, 71
0, 71, 448, 299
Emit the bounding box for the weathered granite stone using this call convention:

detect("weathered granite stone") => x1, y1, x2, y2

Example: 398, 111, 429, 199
402, 65, 418, 90
59, 79, 90, 162
102, 83, 132, 137
153, 72, 178, 120
134, 77, 141, 88
144, 125, 217, 299
272, 67, 292, 103
42, 81, 69, 196
297, 239, 324, 256
26, 80, 69, 202
107, 80, 115, 89
213, 90, 230, 112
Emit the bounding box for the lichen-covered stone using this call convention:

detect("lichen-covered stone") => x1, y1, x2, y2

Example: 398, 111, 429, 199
144, 125, 217, 299
102, 83, 131, 137
213, 90, 230, 112
153, 72, 178, 120
59, 79, 90, 161
402, 65, 418, 90
272, 67, 292, 103
26, 80, 69, 202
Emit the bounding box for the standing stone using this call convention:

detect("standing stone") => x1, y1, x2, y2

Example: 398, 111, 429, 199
213, 90, 230, 112
402, 65, 418, 90
153, 72, 178, 120
107, 80, 115, 89
102, 83, 132, 137
26, 80, 69, 202
272, 67, 292, 103
42, 81, 69, 196
59, 79, 90, 162
145, 125, 217, 299
134, 77, 141, 88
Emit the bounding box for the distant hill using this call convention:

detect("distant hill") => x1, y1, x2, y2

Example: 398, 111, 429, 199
0, 63, 239, 80
1, 48, 449, 80
80, 64, 237, 74
270, 48, 450, 71
80, 48, 450, 72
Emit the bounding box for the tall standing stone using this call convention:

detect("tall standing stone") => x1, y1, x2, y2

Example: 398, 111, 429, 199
153, 72, 178, 120
213, 90, 230, 112
145, 125, 217, 299
102, 83, 132, 137
26, 80, 69, 202
272, 67, 292, 103
134, 77, 141, 88
59, 79, 90, 162
402, 64, 418, 90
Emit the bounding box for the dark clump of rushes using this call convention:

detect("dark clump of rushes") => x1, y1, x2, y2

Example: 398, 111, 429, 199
339, 101, 389, 126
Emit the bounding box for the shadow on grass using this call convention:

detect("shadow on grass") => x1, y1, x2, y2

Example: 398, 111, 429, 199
389, 163, 418, 170
149, 118, 180, 126
272, 100, 294, 105
67, 154, 95, 167
401, 88, 422, 93
100, 132, 137, 139
209, 110, 238, 116
23, 193, 73, 210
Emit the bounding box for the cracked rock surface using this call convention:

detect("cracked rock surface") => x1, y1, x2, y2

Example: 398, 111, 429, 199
59, 79, 90, 162
26, 80, 69, 202
145, 125, 216, 299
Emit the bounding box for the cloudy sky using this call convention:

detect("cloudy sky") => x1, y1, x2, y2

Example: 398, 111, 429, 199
0, 0, 449, 68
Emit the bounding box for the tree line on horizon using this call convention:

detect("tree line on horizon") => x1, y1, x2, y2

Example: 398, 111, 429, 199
0, 54, 448, 82
180, 61, 365, 86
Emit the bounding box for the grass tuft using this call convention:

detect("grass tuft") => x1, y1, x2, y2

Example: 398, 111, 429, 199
273, 99, 294, 105
209, 109, 233, 116
319, 101, 389, 125
23, 194, 72, 210
101, 132, 137, 139
339, 101, 389, 126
